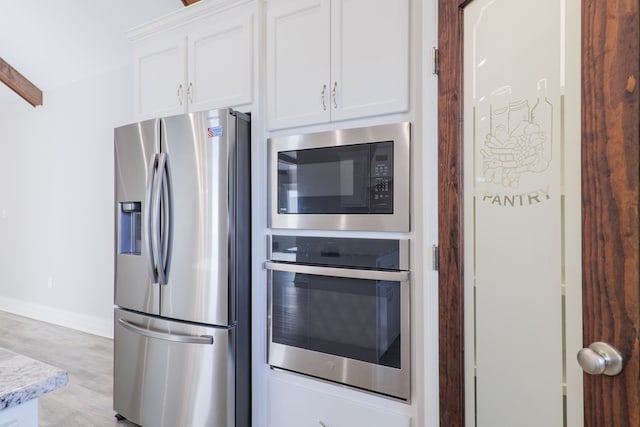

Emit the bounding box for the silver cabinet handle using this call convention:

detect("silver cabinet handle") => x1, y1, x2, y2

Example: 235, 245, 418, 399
118, 319, 214, 345
177, 84, 183, 106
332, 81, 338, 109
187, 82, 193, 104
319, 422, 328, 427
577, 341, 623, 376
321, 84, 327, 111
264, 261, 409, 282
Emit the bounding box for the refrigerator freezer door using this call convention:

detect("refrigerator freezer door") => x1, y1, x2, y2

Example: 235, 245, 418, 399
113, 308, 235, 427
159, 110, 235, 326
115, 119, 161, 315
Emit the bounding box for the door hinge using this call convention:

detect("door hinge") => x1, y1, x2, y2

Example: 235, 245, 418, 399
432, 47, 440, 75
432, 244, 439, 271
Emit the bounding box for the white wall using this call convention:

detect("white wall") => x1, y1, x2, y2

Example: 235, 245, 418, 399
0, 67, 134, 337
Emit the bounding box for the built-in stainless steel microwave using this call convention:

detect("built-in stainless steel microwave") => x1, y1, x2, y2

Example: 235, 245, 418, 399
268, 122, 410, 232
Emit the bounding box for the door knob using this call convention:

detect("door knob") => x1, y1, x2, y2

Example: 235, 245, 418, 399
577, 341, 623, 376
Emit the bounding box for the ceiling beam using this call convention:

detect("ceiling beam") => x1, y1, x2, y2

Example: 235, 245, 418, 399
182, 0, 200, 5
0, 58, 42, 107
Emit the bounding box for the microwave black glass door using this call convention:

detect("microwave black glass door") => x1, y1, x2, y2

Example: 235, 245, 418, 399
277, 142, 393, 215
271, 271, 401, 369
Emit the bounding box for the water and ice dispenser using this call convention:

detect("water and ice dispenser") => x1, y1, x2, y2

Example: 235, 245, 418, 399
118, 202, 141, 255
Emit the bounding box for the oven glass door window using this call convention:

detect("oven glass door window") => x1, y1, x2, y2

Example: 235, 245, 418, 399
277, 142, 393, 214
271, 271, 402, 369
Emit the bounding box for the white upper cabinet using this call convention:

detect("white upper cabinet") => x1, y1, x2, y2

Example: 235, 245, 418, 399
130, 1, 255, 120
187, 6, 254, 112
330, 0, 409, 122
267, 0, 331, 128
266, 0, 409, 130
133, 30, 187, 119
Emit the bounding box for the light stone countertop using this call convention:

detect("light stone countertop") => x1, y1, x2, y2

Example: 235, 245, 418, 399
0, 348, 68, 410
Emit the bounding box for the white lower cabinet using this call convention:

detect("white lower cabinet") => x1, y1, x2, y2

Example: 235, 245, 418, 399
267, 376, 410, 427
0, 399, 38, 427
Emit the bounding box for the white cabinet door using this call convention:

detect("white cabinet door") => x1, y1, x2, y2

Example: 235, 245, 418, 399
266, 0, 409, 129
267, 376, 410, 427
131, 1, 256, 120
267, 0, 331, 129
187, 3, 254, 112
133, 32, 187, 120
330, 0, 409, 121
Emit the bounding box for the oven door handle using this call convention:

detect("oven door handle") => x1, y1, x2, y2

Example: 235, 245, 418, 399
264, 261, 410, 282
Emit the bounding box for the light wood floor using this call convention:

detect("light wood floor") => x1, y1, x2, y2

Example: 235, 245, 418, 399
0, 310, 136, 427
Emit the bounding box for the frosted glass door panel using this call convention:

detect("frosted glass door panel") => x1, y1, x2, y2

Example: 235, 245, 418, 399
463, 0, 582, 426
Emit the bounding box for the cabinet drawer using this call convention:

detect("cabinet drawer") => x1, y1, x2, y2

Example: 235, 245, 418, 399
267, 376, 410, 427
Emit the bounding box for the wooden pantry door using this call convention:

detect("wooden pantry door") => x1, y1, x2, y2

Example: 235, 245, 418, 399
437, 0, 639, 426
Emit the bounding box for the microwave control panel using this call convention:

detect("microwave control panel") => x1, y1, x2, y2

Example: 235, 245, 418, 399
370, 142, 394, 213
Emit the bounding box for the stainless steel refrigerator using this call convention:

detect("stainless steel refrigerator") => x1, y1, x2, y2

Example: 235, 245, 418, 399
113, 109, 251, 427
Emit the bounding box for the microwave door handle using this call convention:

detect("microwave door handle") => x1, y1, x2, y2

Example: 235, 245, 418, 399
145, 154, 159, 283
263, 261, 410, 282
117, 319, 213, 345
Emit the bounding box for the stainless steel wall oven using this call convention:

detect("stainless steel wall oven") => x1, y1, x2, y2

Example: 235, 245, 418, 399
268, 122, 410, 232
266, 235, 410, 400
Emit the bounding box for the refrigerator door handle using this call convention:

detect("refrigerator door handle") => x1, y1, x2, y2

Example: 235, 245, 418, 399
160, 153, 173, 284
152, 153, 167, 285
145, 154, 159, 283
117, 318, 214, 345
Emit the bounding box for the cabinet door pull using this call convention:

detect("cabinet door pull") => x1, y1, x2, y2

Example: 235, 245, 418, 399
332, 81, 338, 109
319, 422, 328, 427
177, 84, 183, 106
188, 82, 194, 104
321, 84, 327, 111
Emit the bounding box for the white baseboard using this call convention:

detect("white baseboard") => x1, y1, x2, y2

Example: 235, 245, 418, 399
0, 297, 113, 338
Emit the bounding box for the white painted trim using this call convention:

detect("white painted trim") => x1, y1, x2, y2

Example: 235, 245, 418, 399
0, 297, 113, 339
